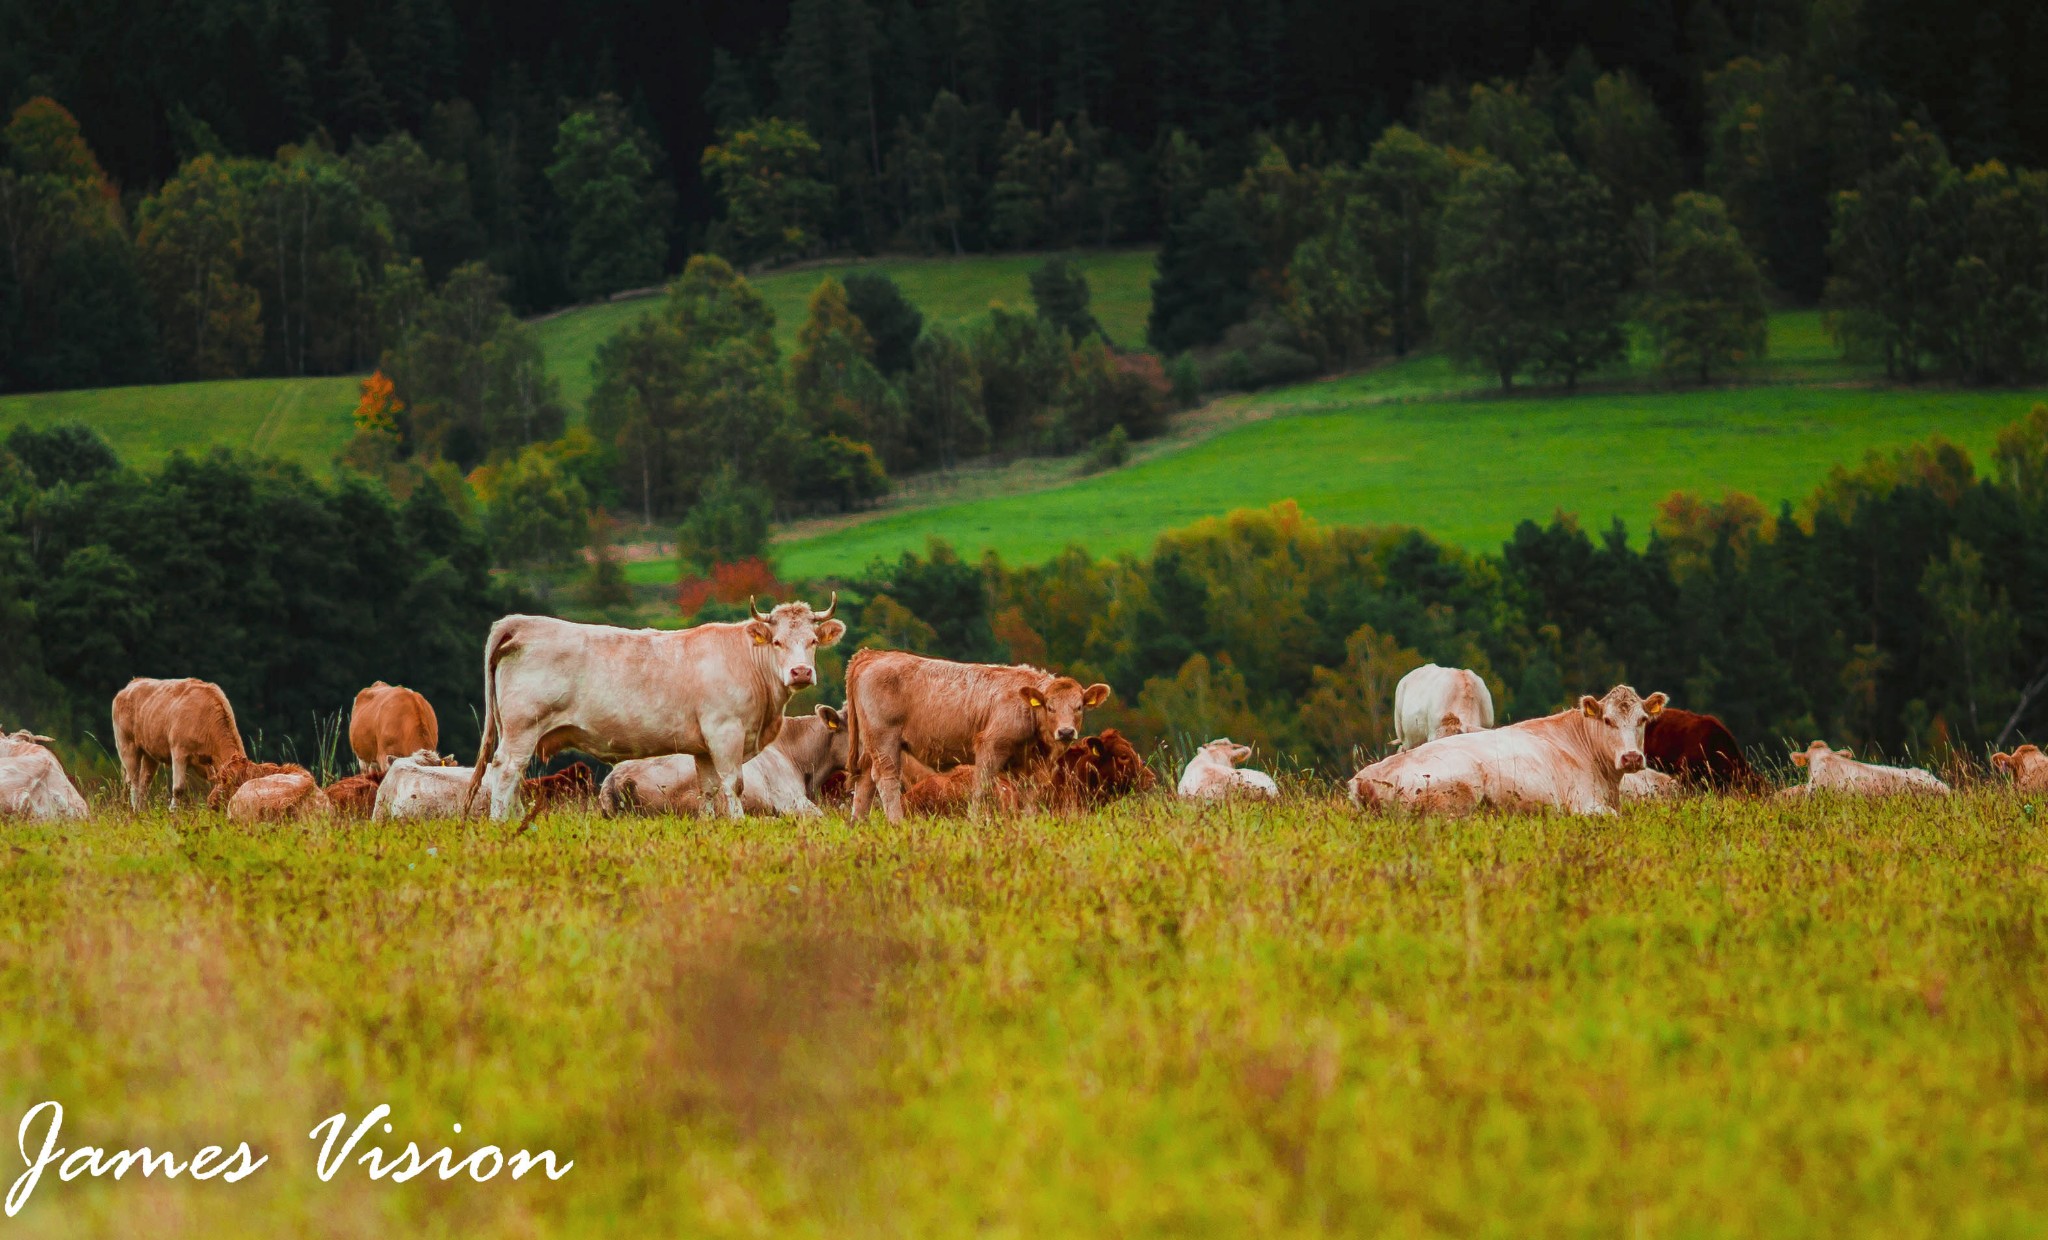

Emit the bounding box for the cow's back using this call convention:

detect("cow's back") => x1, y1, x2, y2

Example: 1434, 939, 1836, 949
115, 677, 243, 762
351, 683, 438, 767
0, 739, 88, 820
1356, 712, 1609, 811
374, 760, 475, 820
1394, 665, 1494, 749
1645, 709, 1754, 789
849, 650, 1038, 765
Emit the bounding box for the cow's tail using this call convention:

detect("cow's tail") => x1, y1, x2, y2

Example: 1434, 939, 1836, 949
463, 618, 519, 814
843, 648, 876, 784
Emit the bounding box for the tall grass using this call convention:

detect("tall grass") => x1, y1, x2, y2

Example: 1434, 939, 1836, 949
2, 793, 2043, 1235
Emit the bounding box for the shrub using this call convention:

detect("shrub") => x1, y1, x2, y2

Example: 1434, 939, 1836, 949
1081, 425, 1131, 474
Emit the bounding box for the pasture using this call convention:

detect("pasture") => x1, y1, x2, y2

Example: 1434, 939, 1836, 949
3, 793, 2044, 1236
0, 375, 359, 478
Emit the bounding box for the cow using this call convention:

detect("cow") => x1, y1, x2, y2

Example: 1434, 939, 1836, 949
1619, 769, 1681, 801
1789, 741, 1950, 796
1048, 730, 1157, 810
226, 769, 330, 824
112, 677, 247, 811
373, 751, 473, 821
323, 770, 385, 819
467, 596, 845, 821
599, 705, 849, 818
844, 649, 1112, 823
904, 766, 1023, 816
1993, 744, 2048, 792
1643, 707, 1759, 791
206, 756, 307, 812
1393, 664, 1495, 750
1348, 685, 1668, 816
0, 732, 88, 821
349, 682, 439, 773
1177, 738, 1280, 801
518, 762, 598, 827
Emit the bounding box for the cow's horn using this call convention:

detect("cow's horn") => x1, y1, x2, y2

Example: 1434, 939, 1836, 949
751, 594, 773, 621
817, 590, 837, 621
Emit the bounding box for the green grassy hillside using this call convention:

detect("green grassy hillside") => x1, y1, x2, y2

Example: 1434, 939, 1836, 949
0, 375, 361, 476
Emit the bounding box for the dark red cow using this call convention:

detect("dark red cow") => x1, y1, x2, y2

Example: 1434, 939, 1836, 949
324, 770, 386, 819
518, 761, 598, 827
1047, 729, 1156, 809
1643, 708, 1758, 791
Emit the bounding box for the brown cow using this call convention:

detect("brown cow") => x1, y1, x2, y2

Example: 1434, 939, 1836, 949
845, 649, 1112, 823
1049, 729, 1157, 809
1993, 744, 2048, 792
1643, 707, 1759, 791
112, 677, 247, 811
206, 756, 307, 811
518, 761, 598, 827
226, 769, 330, 824
323, 770, 386, 819
349, 682, 439, 773
904, 765, 1023, 815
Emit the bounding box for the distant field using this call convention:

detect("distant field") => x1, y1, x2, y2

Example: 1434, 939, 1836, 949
538, 248, 1159, 417
0, 375, 361, 477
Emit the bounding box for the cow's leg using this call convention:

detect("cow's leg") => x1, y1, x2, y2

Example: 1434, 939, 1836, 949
700, 727, 749, 821
482, 729, 540, 821
118, 733, 149, 812
871, 736, 908, 824
967, 737, 1010, 819
850, 761, 877, 820
167, 749, 190, 812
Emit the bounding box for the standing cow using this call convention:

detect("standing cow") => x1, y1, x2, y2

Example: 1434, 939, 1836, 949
844, 649, 1112, 823
468, 597, 845, 821
112, 677, 247, 811
600, 705, 848, 817
350, 682, 439, 773
1350, 685, 1666, 816
1393, 664, 1495, 750
0, 732, 89, 821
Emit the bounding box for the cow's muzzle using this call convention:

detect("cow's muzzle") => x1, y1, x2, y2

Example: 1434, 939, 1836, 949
787, 667, 815, 688
1055, 726, 1078, 742
1618, 750, 1644, 773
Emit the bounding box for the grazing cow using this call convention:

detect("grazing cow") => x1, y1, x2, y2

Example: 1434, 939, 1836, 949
1619, 769, 1681, 802
518, 761, 598, 826
1049, 729, 1157, 810
0, 732, 88, 821
468, 597, 845, 821
349, 682, 439, 773
844, 649, 1112, 823
1349, 685, 1668, 816
1789, 742, 1950, 796
904, 766, 1023, 816
1177, 739, 1280, 801
1643, 708, 1759, 790
227, 769, 330, 824
1393, 664, 1495, 750
1993, 744, 2048, 792
206, 756, 307, 811
323, 770, 385, 819
599, 705, 849, 818
373, 751, 474, 821
112, 677, 247, 811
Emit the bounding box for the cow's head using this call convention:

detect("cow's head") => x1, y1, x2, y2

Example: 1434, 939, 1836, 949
1578, 685, 1666, 774
1992, 744, 2041, 780
1199, 738, 1254, 767
1019, 676, 1112, 744
1432, 713, 1467, 740
748, 595, 847, 690
815, 703, 850, 775
1789, 740, 1844, 771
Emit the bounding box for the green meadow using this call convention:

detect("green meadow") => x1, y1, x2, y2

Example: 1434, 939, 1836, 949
4, 792, 2043, 1237
0, 375, 361, 477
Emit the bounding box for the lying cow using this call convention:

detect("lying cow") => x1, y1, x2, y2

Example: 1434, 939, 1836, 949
350, 682, 439, 773
0, 732, 88, 821
1994, 745, 2048, 791
845, 649, 1111, 822
1349, 685, 1667, 816
1393, 664, 1495, 750
1049, 729, 1156, 809
112, 677, 247, 811
599, 705, 848, 818
206, 756, 307, 811
1644, 707, 1759, 790
1177, 739, 1280, 801
518, 762, 598, 827
323, 770, 385, 819
904, 766, 1023, 816
469, 596, 844, 821
227, 769, 330, 824
1789, 742, 1949, 796
1619, 769, 1681, 802
373, 751, 472, 821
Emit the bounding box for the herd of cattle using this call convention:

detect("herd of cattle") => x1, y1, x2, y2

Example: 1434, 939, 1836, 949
0, 597, 2043, 824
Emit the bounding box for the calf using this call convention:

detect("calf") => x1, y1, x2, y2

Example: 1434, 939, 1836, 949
1619, 769, 1681, 802
1177, 739, 1280, 801
1350, 685, 1667, 816
600, 705, 850, 817
1049, 729, 1157, 809
1643, 708, 1759, 791
373, 751, 474, 821
206, 756, 306, 812
1789, 742, 1949, 796
519, 761, 598, 827
1993, 745, 2048, 792
845, 649, 1111, 823
0, 732, 88, 821
227, 770, 330, 824
350, 682, 439, 773
323, 770, 386, 819
112, 677, 247, 811
1393, 665, 1495, 749
904, 765, 1023, 816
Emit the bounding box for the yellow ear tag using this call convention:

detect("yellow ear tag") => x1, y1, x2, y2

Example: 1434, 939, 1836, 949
1028, 696, 1042, 708
752, 632, 768, 646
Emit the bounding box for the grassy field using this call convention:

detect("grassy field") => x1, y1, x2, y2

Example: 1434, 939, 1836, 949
0, 375, 361, 477
4, 792, 2044, 1236
537, 249, 1159, 416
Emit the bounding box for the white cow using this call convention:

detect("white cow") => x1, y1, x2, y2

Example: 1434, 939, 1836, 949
1393, 664, 1495, 750
1177, 739, 1280, 800
1351, 685, 1666, 816
1619, 769, 1681, 802
468, 598, 845, 821
1789, 742, 1949, 796
373, 751, 473, 821
0, 732, 89, 821
600, 706, 849, 817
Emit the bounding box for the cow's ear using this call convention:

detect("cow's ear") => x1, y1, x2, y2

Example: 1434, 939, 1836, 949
1087, 737, 1105, 757
1837, 747, 1853, 758
1790, 751, 1809, 766
816, 618, 847, 646
817, 704, 845, 731
1082, 682, 1112, 709
1019, 685, 1045, 710
1643, 692, 1667, 716
1232, 745, 1253, 763
1579, 695, 1601, 718
1993, 752, 2012, 772
747, 620, 772, 646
